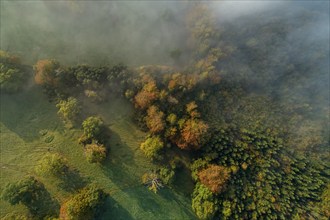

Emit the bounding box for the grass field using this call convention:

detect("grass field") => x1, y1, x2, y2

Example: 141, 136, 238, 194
0, 85, 197, 219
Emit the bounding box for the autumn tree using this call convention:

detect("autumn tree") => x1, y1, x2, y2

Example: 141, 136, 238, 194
198, 165, 231, 194
145, 105, 165, 134
134, 79, 159, 109
34, 59, 61, 86
177, 118, 208, 150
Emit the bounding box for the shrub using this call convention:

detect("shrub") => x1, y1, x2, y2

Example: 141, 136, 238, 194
35, 153, 69, 177
140, 136, 164, 160
59, 184, 107, 220
85, 143, 107, 163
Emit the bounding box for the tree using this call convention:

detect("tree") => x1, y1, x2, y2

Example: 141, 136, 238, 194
186, 101, 200, 118
145, 105, 165, 134
0, 51, 26, 93
35, 153, 69, 177
85, 143, 107, 163
177, 119, 208, 150
134, 80, 159, 109
1, 176, 58, 217
56, 97, 81, 126
34, 59, 60, 86
140, 136, 164, 160
198, 165, 231, 194
82, 116, 105, 141
59, 184, 106, 220
192, 183, 218, 220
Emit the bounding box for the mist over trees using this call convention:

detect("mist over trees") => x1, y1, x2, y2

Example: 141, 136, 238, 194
0, 1, 329, 219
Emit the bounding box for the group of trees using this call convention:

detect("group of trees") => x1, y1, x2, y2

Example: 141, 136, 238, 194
2, 2, 328, 219
79, 116, 108, 164
126, 3, 330, 219
189, 128, 329, 219
1, 151, 107, 219
0, 50, 28, 93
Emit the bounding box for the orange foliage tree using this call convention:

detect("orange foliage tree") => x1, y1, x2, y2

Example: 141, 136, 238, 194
34, 59, 60, 86
177, 118, 208, 150
198, 165, 231, 194
145, 105, 165, 134
134, 80, 159, 109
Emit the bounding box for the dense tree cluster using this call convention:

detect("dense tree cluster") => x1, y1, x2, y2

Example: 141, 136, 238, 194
190, 128, 328, 219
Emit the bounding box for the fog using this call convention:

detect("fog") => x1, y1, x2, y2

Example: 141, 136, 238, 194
1, 0, 329, 107
1, 1, 189, 66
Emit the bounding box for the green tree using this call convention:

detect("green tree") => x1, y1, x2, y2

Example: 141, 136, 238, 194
35, 153, 69, 177
59, 184, 107, 220
56, 97, 81, 126
0, 51, 26, 93
140, 135, 164, 160
192, 183, 218, 220
1, 176, 58, 217
82, 116, 105, 141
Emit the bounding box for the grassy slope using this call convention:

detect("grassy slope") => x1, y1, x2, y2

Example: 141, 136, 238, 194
0, 86, 196, 220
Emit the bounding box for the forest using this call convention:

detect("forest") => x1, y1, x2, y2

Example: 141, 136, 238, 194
0, 1, 329, 220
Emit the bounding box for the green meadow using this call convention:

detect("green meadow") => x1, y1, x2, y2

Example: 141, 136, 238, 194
0, 85, 196, 219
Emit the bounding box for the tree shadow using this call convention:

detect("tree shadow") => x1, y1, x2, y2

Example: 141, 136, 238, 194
24, 181, 60, 219
58, 168, 88, 192
0, 85, 64, 142
100, 196, 134, 220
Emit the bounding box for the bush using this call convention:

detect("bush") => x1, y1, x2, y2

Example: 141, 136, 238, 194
140, 136, 164, 160
59, 184, 107, 220
82, 116, 105, 140
35, 153, 69, 177
85, 143, 107, 163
